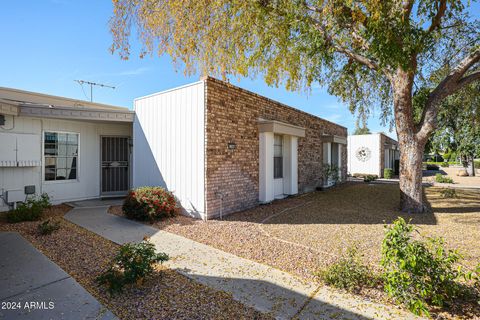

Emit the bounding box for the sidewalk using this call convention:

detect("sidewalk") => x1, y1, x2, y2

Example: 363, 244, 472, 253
65, 202, 419, 320
0, 232, 116, 320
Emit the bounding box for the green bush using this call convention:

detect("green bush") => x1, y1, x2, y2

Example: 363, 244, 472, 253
381, 217, 465, 316
316, 245, 378, 292
440, 188, 457, 199
37, 219, 60, 235
6, 193, 51, 223
97, 240, 169, 294
440, 162, 449, 167
363, 175, 377, 183
123, 187, 179, 222
383, 168, 393, 179
435, 173, 454, 184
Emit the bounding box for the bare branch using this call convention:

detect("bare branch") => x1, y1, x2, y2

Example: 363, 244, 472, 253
427, 0, 447, 33
457, 70, 480, 88
416, 48, 480, 141
403, 0, 415, 20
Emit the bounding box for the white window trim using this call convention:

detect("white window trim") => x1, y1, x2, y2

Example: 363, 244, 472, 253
42, 130, 80, 184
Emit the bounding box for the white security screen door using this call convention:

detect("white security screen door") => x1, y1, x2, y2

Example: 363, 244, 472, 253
273, 134, 284, 197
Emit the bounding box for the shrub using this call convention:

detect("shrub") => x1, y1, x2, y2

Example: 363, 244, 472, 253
440, 188, 457, 199
426, 164, 440, 170
37, 219, 60, 235
6, 193, 51, 223
381, 217, 465, 316
435, 173, 454, 184
363, 175, 377, 183
97, 240, 169, 293
323, 164, 340, 185
383, 168, 393, 179
123, 187, 179, 222
316, 245, 378, 292
440, 162, 449, 167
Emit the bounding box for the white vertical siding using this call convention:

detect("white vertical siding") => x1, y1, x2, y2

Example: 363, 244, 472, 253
0, 115, 132, 211
133, 81, 205, 219
347, 134, 381, 176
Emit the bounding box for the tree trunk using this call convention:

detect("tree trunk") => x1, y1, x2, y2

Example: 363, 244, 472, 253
398, 139, 426, 213
393, 68, 428, 213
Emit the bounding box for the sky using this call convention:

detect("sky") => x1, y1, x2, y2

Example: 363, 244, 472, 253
0, 1, 476, 139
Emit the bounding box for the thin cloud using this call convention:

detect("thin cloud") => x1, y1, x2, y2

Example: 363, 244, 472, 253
85, 67, 151, 78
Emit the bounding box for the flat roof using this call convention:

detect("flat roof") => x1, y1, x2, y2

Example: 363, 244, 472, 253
0, 86, 128, 111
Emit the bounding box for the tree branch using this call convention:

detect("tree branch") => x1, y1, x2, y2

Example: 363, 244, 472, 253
403, 0, 415, 20
416, 48, 480, 141
457, 70, 480, 88
427, 0, 447, 33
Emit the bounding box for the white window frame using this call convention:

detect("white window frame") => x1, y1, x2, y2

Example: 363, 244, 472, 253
42, 130, 80, 184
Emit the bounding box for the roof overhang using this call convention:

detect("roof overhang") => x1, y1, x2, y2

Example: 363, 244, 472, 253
257, 119, 306, 137
322, 135, 347, 144
0, 102, 133, 123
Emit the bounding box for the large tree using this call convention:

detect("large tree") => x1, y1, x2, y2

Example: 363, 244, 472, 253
110, 0, 480, 213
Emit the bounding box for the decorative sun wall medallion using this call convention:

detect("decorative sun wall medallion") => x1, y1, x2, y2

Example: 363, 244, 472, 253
356, 147, 371, 162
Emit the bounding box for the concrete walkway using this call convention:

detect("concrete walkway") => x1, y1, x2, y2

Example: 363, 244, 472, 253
65, 202, 419, 320
0, 232, 116, 320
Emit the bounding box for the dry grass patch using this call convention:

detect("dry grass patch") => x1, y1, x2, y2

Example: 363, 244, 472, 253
0, 205, 272, 320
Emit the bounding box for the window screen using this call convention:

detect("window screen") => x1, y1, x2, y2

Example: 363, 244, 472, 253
44, 132, 78, 181
274, 134, 283, 179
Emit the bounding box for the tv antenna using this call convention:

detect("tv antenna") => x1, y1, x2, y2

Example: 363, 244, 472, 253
74, 80, 115, 102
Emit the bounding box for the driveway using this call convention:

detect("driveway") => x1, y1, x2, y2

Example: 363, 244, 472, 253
0, 232, 116, 320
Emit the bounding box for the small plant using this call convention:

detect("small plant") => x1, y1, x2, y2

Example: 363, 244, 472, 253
363, 175, 377, 183
37, 219, 60, 235
440, 188, 457, 199
440, 162, 450, 167
97, 240, 169, 293
383, 168, 393, 179
316, 245, 378, 292
435, 173, 454, 184
6, 193, 52, 223
323, 164, 340, 186
381, 217, 466, 316
123, 187, 179, 222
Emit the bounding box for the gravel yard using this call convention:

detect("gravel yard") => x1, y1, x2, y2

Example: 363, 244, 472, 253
0, 205, 272, 320
110, 182, 480, 283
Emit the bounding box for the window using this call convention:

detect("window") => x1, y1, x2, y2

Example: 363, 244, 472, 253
44, 132, 78, 181
274, 134, 283, 179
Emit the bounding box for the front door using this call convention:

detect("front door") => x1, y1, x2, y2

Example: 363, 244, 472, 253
101, 136, 129, 195
273, 134, 284, 198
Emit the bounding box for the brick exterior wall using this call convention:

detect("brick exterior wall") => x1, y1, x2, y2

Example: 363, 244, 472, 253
204, 77, 347, 218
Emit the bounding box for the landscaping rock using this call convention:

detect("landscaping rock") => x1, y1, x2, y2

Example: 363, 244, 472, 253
456, 169, 468, 176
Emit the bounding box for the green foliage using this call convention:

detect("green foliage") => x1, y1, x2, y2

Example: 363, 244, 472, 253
383, 168, 393, 179
37, 219, 60, 235
123, 187, 179, 222
440, 162, 449, 167
324, 164, 340, 185
352, 126, 371, 135
363, 175, 377, 183
435, 173, 454, 184
97, 240, 169, 294
316, 245, 378, 292
440, 188, 457, 199
381, 218, 465, 316
6, 194, 51, 223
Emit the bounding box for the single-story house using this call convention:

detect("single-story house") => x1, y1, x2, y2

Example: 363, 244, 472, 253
1, 77, 347, 219
0, 87, 133, 212
347, 133, 399, 178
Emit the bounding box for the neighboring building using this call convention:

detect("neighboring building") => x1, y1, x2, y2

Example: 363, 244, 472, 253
0, 77, 347, 220
347, 133, 399, 178
0, 87, 133, 212
134, 77, 347, 220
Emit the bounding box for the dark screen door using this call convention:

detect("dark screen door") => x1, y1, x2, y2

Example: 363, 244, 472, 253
101, 137, 129, 194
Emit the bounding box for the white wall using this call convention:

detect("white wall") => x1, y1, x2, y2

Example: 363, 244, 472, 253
347, 134, 381, 176
133, 81, 206, 219
0, 115, 131, 211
